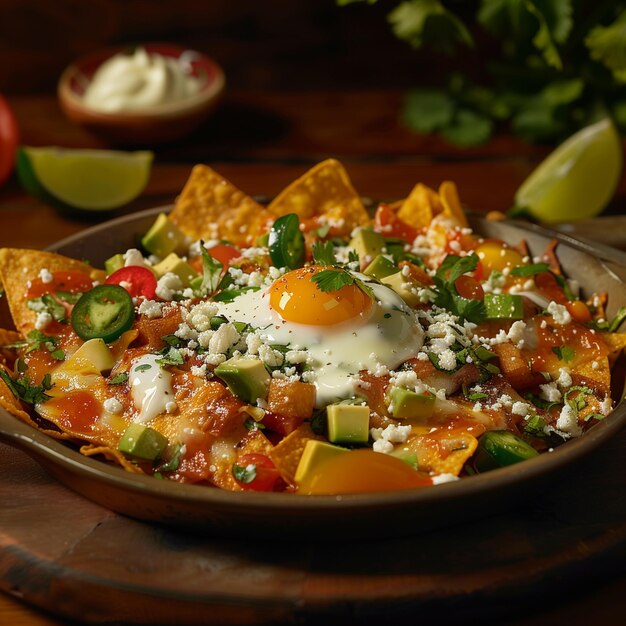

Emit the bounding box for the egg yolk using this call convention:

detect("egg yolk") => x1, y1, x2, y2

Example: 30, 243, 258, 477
269, 266, 372, 326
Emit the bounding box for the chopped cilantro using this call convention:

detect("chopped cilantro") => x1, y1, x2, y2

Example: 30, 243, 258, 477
523, 414, 548, 438
432, 254, 486, 324
244, 417, 266, 431
197, 242, 224, 295
156, 347, 184, 367
0, 370, 54, 406
583, 412, 606, 423
27, 294, 66, 323
135, 364, 152, 372
109, 372, 129, 385
588, 306, 626, 333
232, 462, 256, 484
551, 346, 575, 363
312, 240, 336, 265
310, 267, 374, 300
510, 263, 550, 277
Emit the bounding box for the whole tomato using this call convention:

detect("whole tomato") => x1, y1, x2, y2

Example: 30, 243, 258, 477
0, 94, 19, 186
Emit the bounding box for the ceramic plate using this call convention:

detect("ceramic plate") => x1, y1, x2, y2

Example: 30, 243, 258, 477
1, 208, 625, 538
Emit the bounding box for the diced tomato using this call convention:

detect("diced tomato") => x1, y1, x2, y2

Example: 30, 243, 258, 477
261, 410, 305, 436
206, 243, 241, 266
374, 204, 417, 243
26, 270, 94, 299
233, 453, 281, 492
0, 95, 19, 187
454, 275, 484, 300
105, 266, 157, 299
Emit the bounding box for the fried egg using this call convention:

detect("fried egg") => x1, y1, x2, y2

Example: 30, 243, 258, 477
216, 266, 424, 406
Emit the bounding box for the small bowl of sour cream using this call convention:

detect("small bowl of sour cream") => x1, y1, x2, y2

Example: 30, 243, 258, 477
58, 43, 225, 144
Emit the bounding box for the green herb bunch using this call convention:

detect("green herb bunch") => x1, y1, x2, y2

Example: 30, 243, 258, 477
338, 0, 626, 145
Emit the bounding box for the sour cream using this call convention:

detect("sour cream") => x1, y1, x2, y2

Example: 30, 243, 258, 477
82, 47, 204, 113
130, 354, 175, 423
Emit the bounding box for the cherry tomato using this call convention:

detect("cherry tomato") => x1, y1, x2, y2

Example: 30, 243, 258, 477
0, 94, 19, 187
26, 270, 93, 299
233, 453, 281, 492
298, 449, 432, 495
566, 300, 592, 324
454, 275, 485, 300
374, 204, 417, 243
475, 241, 524, 275
105, 266, 157, 299
206, 243, 241, 266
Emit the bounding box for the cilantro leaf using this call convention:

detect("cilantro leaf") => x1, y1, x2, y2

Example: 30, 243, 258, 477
198, 242, 224, 295
436, 254, 479, 283
388, 0, 473, 53
511, 262, 550, 277
232, 462, 257, 484
109, 372, 129, 385
156, 347, 185, 367
551, 345, 575, 363
524, 414, 548, 437
312, 268, 356, 292
441, 108, 493, 146
588, 306, 626, 332
0, 370, 54, 406
585, 10, 626, 83
27, 294, 67, 323
403, 89, 455, 133
312, 241, 336, 266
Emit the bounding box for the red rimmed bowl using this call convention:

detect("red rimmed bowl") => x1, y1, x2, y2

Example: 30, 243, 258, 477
57, 43, 225, 144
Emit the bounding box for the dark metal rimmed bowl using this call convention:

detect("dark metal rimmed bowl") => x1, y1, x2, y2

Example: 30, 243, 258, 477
1, 208, 625, 538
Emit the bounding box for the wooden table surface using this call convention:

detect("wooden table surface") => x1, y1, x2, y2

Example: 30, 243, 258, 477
1, 90, 626, 624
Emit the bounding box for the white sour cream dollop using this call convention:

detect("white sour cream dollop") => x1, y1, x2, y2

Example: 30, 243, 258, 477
82, 47, 203, 113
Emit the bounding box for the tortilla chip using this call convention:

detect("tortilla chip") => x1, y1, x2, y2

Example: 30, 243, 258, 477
0, 248, 104, 334
0, 328, 23, 368
0, 365, 33, 424
404, 428, 478, 476
210, 429, 275, 491
575, 357, 611, 394
169, 164, 270, 246
269, 423, 324, 486
397, 183, 441, 229
439, 181, 469, 228
602, 332, 626, 357
80, 444, 145, 473
268, 159, 369, 235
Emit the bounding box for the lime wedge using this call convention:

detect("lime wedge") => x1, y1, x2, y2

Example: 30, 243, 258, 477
514, 118, 623, 223
18, 147, 153, 211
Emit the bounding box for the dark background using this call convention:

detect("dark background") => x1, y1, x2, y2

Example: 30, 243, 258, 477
0, 0, 482, 94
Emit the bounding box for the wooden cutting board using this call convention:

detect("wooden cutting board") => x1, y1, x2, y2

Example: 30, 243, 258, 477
1, 426, 626, 625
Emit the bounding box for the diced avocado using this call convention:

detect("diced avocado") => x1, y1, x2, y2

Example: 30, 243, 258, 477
349, 228, 385, 262
66, 338, 115, 373
104, 253, 125, 276
118, 423, 168, 461
363, 254, 397, 281
381, 271, 422, 307
214, 356, 270, 404
294, 439, 349, 485
484, 293, 524, 320
388, 386, 435, 420
152, 252, 199, 286
473, 430, 539, 472
327, 403, 370, 444
141, 212, 188, 259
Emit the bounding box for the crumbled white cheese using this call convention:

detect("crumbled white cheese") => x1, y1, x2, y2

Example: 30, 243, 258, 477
103, 398, 123, 414
138, 299, 164, 319
155, 272, 183, 301
547, 301, 572, 325
431, 473, 459, 485
539, 382, 562, 403
187, 301, 219, 332
258, 344, 284, 367
556, 403, 582, 437
511, 401, 531, 417
555, 367, 572, 389
208, 323, 240, 355
507, 320, 526, 346
437, 348, 457, 371
39, 268, 54, 283
123, 248, 151, 269
35, 311, 52, 331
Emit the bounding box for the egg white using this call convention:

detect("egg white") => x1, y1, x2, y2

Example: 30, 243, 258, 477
215, 275, 424, 407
